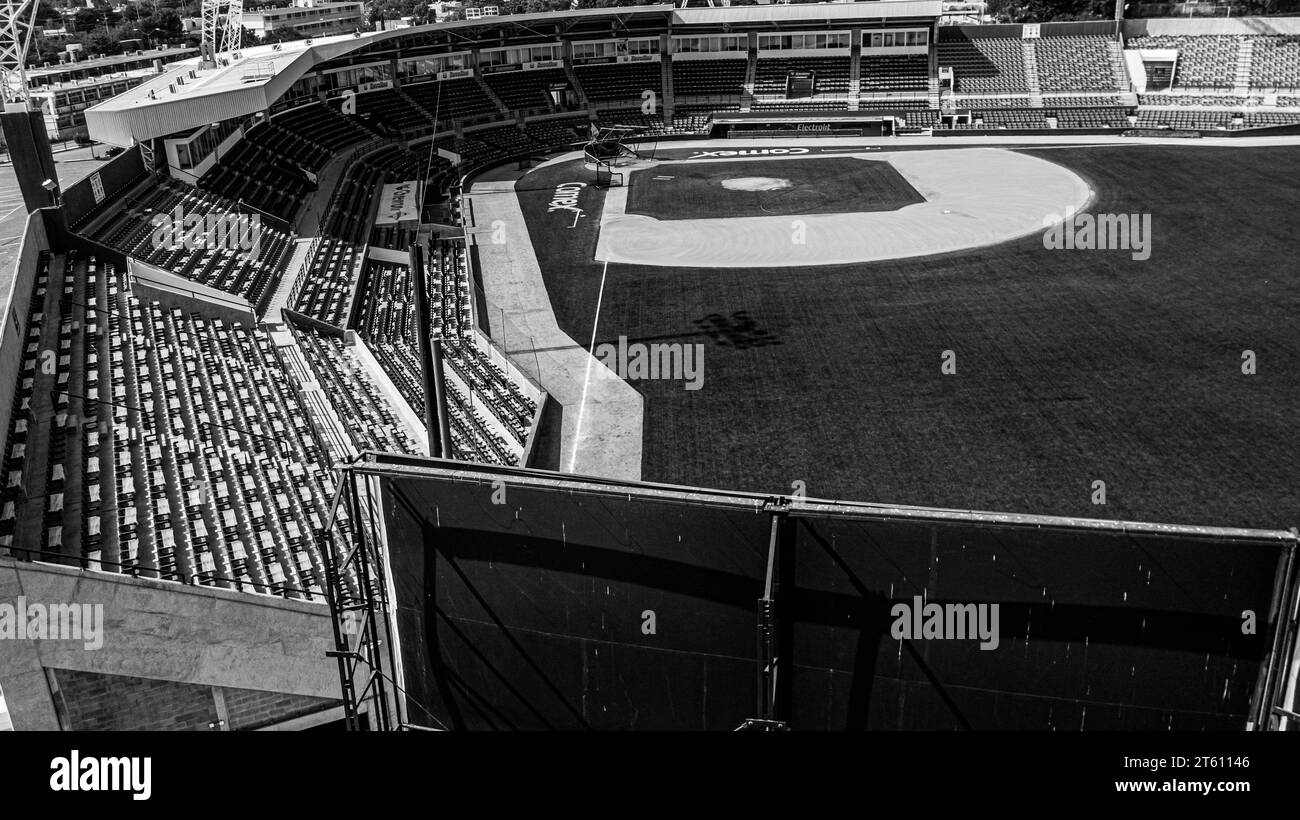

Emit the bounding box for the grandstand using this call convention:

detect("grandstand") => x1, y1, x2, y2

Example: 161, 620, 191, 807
575, 60, 663, 104
81, 178, 295, 314
0, 2, 1297, 736
1, 251, 350, 600
937, 32, 1031, 95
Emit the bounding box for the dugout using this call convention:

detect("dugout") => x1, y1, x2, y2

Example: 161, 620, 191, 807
709, 110, 926, 139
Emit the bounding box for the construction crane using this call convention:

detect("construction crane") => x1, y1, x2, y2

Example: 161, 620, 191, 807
0, 0, 40, 106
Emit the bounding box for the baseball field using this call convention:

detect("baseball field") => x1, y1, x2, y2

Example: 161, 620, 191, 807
504, 142, 1300, 530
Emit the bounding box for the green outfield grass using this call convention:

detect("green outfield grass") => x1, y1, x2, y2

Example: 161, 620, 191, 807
516, 144, 1300, 530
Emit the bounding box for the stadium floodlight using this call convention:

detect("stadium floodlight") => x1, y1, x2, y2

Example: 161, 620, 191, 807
221, 0, 244, 58
0, 0, 40, 105
202, 0, 244, 61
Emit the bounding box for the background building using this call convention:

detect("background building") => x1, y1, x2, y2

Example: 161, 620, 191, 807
243, 1, 367, 40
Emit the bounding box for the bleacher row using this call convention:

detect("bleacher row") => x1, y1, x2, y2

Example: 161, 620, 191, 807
861, 55, 930, 94
485, 67, 569, 111
87, 177, 294, 314
957, 107, 1131, 129
937, 34, 1126, 95
1133, 109, 1300, 130
577, 61, 662, 102
200, 103, 379, 222
353, 241, 536, 466
0, 251, 359, 602
1129, 35, 1300, 90
291, 145, 411, 327
287, 324, 422, 457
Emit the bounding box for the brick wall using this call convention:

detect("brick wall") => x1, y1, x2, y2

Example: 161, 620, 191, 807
53, 668, 219, 731
221, 686, 337, 730
49, 668, 339, 731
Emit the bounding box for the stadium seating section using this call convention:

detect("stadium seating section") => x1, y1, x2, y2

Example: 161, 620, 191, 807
355, 88, 433, 136
860, 54, 930, 95
1, 251, 357, 601
1044, 95, 1124, 107
576, 60, 663, 102
937, 35, 1030, 94
754, 56, 852, 98
354, 243, 536, 466
1249, 36, 1300, 89
1127, 35, 1240, 89
1034, 35, 1124, 93
200, 103, 378, 221
672, 58, 747, 97
88, 178, 294, 314
286, 324, 422, 457
403, 76, 501, 122
482, 68, 568, 111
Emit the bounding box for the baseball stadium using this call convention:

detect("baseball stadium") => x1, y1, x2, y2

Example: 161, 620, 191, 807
0, 0, 1297, 732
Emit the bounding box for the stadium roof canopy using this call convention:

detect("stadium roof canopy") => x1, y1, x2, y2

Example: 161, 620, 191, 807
86, 0, 942, 147
675, 1, 943, 25
28, 45, 201, 79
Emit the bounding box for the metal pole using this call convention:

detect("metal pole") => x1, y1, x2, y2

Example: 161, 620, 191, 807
408, 243, 442, 457
757, 512, 780, 721
430, 337, 453, 459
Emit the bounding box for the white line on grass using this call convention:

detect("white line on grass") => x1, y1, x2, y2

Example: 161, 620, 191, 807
567, 257, 610, 473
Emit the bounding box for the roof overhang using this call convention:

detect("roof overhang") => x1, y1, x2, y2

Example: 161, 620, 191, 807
672, 1, 943, 26
85, 33, 372, 145
86, 1, 943, 146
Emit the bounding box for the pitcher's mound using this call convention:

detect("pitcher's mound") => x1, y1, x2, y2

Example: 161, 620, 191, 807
721, 177, 792, 192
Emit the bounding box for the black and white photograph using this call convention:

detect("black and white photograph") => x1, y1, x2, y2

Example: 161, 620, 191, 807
0, 0, 1296, 800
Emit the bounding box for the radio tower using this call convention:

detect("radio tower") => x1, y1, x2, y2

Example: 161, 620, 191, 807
0, 0, 39, 105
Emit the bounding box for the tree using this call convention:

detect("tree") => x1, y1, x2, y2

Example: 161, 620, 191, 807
34, 1, 62, 27
86, 29, 122, 56
263, 26, 308, 43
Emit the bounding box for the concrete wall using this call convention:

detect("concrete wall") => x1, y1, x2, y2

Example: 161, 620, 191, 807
61, 145, 146, 228
0, 108, 60, 215
0, 558, 337, 731
0, 213, 51, 465
50, 668, 337, 731
128, 259, 258, 324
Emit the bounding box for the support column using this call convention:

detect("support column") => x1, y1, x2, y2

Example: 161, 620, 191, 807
1, 101, 58, 213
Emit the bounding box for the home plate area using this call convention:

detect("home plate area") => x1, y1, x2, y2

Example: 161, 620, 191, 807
594, 147, 1092, 268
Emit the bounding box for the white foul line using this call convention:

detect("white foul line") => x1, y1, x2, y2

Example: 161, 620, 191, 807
567, 257, 610, 473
